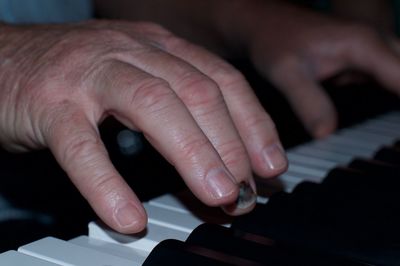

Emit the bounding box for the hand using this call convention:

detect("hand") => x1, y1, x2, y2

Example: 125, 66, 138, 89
226, 1, 400, 138
0, 20, 287, 233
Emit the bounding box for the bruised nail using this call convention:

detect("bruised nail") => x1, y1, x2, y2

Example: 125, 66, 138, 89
262, 144, 287, 171
236, 182, 257, 209
222, 181, 257, 214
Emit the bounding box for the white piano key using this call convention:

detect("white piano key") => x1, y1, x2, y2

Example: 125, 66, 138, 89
148, 191, 235, 226
278, 174, 300, 192
325, 133, 382, 151
353, 123, 400, 138
340, 128, 396, 144
335, 134, 385, 150
366, 123, 400, 139
148, 194, 190, 214
379, 111, 400, 123
18, 237, 137, 266
368, 119, 400, 132
69, 235, 146, 264
361, 122, 400, 138
310, 140, 373, 157
323, 135, 379, 152
144, 203, 203, 233
88, 220, 188, 255
287, 163, 327, 179
278, 172, 304, 183
285, 170, 324, 183
293, 146, 352, 163
0, 251, 59, 266
287, 152, 337, 170
256, 195, 269, 204
276, 173, 303, 188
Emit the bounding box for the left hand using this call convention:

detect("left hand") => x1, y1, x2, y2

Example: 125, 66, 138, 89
223, 0, 400, 138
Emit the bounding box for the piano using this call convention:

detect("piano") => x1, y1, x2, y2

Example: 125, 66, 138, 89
0, 110, 399, 265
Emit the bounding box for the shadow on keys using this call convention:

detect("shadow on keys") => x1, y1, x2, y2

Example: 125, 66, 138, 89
142, 142, 400, 265
225, 144, 400, 266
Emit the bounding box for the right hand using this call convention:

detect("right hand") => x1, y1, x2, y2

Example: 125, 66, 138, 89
0, 20, 287, 233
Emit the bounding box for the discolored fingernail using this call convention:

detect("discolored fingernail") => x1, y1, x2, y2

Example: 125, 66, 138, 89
236, 182, 257, 209
262, 144, 287, 171
222, 181, 257, 214
206, 167, 237, 200
114, 201, 142, 229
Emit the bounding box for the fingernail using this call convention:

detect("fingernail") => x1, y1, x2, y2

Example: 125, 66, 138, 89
236, 182, 257, 209
222, 181, 257, 214
262, 144, 287, 171
206, 167, 237, 199
114, 201, 141, 228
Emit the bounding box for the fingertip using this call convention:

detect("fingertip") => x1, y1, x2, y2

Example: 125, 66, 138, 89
112, 200, 148, 234
310, 122, 336, 139
306, 111, 338, 139
203, 167, 239, 206
250, 142, 288, 178
261, 143, 288, 174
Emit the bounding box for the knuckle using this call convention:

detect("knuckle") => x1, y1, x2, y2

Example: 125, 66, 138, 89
131, 78, 177, 114
177, 72, 222, 107
164, 36, 190, 50
210, 62, 247, 88
244, 113, 273, 130
177, 135, 210, 163
243, 113, 277, 139
61, 132, 102, 167
217, 139, 248, 167
132, 22, 177, 50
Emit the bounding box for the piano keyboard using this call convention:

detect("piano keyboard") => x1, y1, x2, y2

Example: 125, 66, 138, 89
1, 111, 399, 265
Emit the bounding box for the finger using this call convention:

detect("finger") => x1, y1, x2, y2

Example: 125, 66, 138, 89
345, 33, 400, 96
96, 60, 240, 208
44, 104, 147, 234
160, 39, 287, 181
120, 45, 257, 214
268, 58, 338, 138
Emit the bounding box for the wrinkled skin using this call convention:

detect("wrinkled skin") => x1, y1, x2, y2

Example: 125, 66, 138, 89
0, 20, 288, 233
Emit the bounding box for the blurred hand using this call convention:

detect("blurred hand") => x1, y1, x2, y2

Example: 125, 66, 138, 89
0, 20, 287, 233
230, 1, 400, 138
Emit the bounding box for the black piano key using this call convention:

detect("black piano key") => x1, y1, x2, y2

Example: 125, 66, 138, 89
394, 140, 400, 149
142, 239, 263, 266
187, 223, 365, 266
374, 146, 400, 165
232, 167, 400, 265
348, 158, 400, 177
